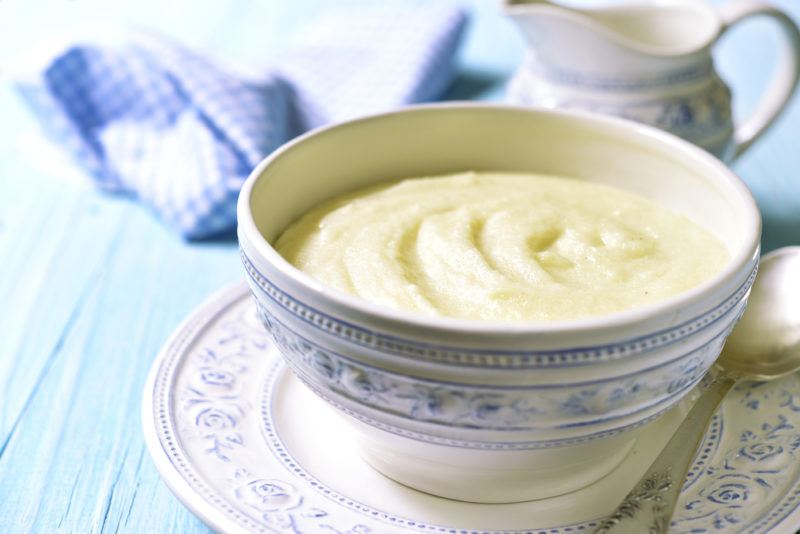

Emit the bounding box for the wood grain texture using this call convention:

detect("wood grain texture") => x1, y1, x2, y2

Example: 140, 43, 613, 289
0, 0, 798, 532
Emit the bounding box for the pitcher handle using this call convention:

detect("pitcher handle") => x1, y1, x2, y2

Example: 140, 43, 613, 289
715, 0, 800, 159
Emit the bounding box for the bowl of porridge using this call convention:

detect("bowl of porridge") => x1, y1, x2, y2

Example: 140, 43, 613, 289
236, 104, 760, 503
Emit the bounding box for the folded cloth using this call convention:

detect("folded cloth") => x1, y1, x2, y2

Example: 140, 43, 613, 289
16, 5, 467, 238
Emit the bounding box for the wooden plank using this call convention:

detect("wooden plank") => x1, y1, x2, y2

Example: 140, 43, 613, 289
0, 188, 239, 532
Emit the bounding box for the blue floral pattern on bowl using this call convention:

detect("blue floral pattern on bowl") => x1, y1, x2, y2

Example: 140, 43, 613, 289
241, 249, 756, 449
241, 251, 757, 370
257, 297, 728, 433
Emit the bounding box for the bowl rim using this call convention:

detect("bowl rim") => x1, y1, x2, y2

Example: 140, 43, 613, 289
237, 102, 761, 335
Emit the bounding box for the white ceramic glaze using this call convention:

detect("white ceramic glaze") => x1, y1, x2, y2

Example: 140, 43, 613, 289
504, 0, 800, 160
141, 283, 800, 533
236, 104, 761, 503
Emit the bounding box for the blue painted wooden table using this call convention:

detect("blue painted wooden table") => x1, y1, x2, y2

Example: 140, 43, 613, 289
0, 0, 798, 532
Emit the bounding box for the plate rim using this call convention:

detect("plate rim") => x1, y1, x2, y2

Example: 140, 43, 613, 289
142, 280, 800, 534
142, 281, 253, 534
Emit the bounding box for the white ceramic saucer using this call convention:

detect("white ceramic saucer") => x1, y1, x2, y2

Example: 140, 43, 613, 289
143, 282, 800, 533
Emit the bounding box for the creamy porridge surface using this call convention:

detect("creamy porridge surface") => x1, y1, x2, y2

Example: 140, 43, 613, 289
275, 172, 729, 322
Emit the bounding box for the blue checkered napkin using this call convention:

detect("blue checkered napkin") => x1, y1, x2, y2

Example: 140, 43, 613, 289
278, 5, 469, 131
16, 5, 467, 238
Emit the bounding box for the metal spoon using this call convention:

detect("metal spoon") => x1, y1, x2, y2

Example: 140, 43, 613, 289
593, 246, 800, 534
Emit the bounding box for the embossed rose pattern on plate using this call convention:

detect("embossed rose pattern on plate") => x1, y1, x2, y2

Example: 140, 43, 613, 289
144, 283, 800, 533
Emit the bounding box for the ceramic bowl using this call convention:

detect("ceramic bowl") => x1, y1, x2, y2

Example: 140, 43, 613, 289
237, 104, 760, 503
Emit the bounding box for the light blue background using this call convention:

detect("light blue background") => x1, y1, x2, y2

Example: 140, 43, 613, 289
0, 0, 798, 531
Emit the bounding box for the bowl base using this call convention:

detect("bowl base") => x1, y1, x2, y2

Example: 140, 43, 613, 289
347, 417, 640, 504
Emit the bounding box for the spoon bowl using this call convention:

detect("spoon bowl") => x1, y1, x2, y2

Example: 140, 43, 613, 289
719, 246, 800, 379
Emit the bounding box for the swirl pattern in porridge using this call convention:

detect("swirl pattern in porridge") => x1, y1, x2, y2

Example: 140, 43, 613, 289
275, 172, 729, 321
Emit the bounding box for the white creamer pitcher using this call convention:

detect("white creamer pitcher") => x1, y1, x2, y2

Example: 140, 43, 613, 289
505, 0, 800, 160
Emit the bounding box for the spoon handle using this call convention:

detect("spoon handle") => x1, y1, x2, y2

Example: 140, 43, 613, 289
592, 374, 736, 534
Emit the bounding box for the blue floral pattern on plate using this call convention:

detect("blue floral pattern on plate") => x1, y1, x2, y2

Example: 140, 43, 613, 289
144, 283, 800, 533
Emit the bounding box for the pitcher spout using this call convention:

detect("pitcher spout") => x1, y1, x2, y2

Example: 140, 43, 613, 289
504, 0, 721, 61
